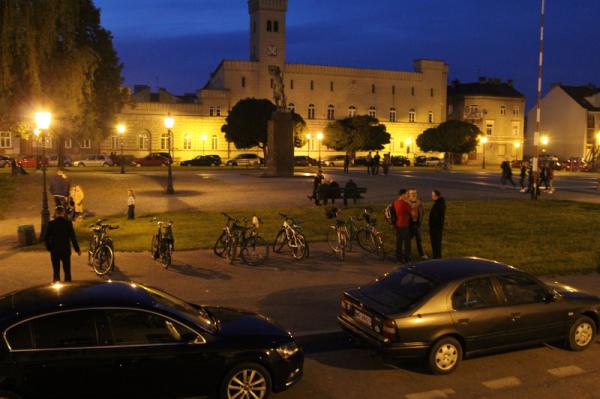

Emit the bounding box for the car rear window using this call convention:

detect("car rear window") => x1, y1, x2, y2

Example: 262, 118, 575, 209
360, 269, 439, 311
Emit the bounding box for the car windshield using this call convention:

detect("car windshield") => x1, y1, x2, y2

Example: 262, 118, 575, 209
143, 286, 217, 332
360, 268, 439, 311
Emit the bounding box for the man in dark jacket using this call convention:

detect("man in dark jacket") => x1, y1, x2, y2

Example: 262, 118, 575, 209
429, 190, 446, 259
308, 169, 325, 205
45, 206, 81, 282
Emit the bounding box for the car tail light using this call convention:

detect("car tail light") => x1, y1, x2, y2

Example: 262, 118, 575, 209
341, 299, 352, 314
382, 319, 397, 341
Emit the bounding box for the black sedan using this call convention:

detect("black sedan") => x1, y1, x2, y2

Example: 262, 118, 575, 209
180, 155, 222, 166
391, 156, 411, 167
0, 281, 303, 398
339, 258, 599, 374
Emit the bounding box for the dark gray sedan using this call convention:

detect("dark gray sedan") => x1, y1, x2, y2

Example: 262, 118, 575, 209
338, 258, 599, 374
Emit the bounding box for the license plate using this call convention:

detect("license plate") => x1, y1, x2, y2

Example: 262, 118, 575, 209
353, 309, 372, 326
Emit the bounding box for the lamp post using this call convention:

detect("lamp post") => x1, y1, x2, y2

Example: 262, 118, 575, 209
405, 138, 411, 158
316, 132, 323, 166
164, 114, 175, 194
480, 136, 488, 169
306, 133, 312, 161
117, 124, 126, 174
513, 141, 521, 161
201, 134, 207, 155
35, 111, 51, 241
540, 135, 549, 153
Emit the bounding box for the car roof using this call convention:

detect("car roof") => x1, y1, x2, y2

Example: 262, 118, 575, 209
0, 281, 158, 327
408, 257, 520, 282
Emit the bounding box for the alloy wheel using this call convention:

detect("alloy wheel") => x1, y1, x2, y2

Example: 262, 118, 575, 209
226, 369, 268, 399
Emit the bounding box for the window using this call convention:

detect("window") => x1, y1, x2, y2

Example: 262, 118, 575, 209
327, 105, 335, 120
310, 80, 314, 91
513, 106, 520, 117
587, 114, 595, 129
0, 132, 11, 148
485, 120, 495, 135
209, 107, 214, 117
408, 109, 416, 123
452, 278, 499, 310
448, 104, 454, 116
139, 133, 148, 150
160, 133, 169, 150
389, 108, 397, 122
348, 105, 356, 118
106, 310, 194, 345
288, 103, 295, 113
512, 121, 521, 136
411, 87, 415, 96
216, 106, 221, 117
267, 20, 272, 32
368, 107, 376, 118
211, 135, 218, 150
80, 139, 91, 149
500, 106, 506, 116
498, 275, 548, 305
308, 104, 315, 119
360, 268, 438, 310
64, 138, 72, 149
470, 104, 479, 113
430, 88, 434, 97
290, 79, 294, 90
330, 81, 334, 92
241, 77, 246, 88
273, 20, 279, 32
392, 85, 396, 95
428, 111, 434, 123
111, 136, 119, 150
5, 321, 33, 350
498, 144, 506, 156
183, 134, 192, 150
371, 84, 376, 94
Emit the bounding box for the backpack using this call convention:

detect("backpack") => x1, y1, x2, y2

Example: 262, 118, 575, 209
384, 202, 397, 225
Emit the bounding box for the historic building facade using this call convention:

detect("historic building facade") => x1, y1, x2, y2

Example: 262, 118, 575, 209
447, 78, 525, 165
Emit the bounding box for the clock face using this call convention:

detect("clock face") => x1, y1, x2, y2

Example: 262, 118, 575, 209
267, 45, 278, 56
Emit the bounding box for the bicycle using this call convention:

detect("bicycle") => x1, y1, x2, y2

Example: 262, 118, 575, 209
88, 220, 119, 276
326, 208, 385, 261
53, 195, 75, 221
214, 213, 269, 266
325, 207, 349, 261
273, 213, 309, 260
354, 208, 385, 260
151, 219, 174, 268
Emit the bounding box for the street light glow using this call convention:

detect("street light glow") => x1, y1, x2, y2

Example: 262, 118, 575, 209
164, 114, 175, 129
117, 124, 126, 135
541, 135, 549, 146
34, 112, 51, 130
596, 131, 600, 142
316, 132, 323, 141
33, 128, 41, 137
405, 138, 411, 145
306, 133, 312, 140
201, 134, 207, 141
480, 136, 488, 144
514, 141, 521, 149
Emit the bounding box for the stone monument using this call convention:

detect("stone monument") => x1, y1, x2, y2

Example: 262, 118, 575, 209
265, 65, 294, 177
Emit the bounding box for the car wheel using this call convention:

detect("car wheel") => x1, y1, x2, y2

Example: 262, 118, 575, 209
567, 315, 596, 351
103, 162, 110, 167
220, 362, 272, 399
428, 336, 462, 375
78, 163, 85, 167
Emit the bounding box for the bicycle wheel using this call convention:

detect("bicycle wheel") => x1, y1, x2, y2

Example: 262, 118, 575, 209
151, 234, 159, 259
374, 233, 385, 261
272, 229, 287, 253
93, 245, 114, 276
241, 236, 270, 266
327, 226, 341, 253
161, 241, 172, 268
291, 233, 307, 260
226, 240, 237, 264
356, 229, 378, 254
88, 236, 96, 266
214, 231, 229, 257
338, 230, 347, 261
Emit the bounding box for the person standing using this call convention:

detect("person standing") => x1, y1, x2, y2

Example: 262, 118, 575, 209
547, 165, 555, 193
50, 170, 71, 206
500, 160, 516, 189
70, 185, 84, 220
393, 189, 416, 263
365, 152, 372, 175
519, 162, 528, 192
309, 169, 325, 205
408, 188, 427, 260
127, 189, 136, 219
382, 152, 391, 176
373, 151, 381, 175
45, 206, 81, 282
343, 153, 350, 174
429, 190, 446, 259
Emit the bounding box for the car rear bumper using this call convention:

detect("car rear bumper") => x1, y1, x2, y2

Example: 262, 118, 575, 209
338, 316, 429, 359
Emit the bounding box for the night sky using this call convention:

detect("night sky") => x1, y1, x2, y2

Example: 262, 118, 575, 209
94, 0, 600, 109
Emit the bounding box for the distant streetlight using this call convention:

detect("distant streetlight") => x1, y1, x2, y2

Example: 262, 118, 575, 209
34, 111, 51, 240
117, 124, 126, 174
306, 133, 312, 160
201, 134, 207, 155
316, 132, 324, 166
541, 135, 549, 153
513, 141, 521, 161
164, 114, 175, 194
480, 136, 488, 169
405, 138, 411, 157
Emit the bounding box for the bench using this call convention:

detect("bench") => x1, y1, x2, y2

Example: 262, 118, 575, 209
317, 185, 367, 205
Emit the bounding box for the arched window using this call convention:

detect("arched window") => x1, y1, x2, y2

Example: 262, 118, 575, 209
138, 133, 148, 150
368, 107, 376, 118
183, 134, 192, 150
111, 136, 119, 150
408, 109, 416, 123
267, 20, 272, 32
160, 133, 169, 150
348, 106, 356, 118
288, 103, 295, 113
389, 108, 397, 122
308, 104, 315, 119
371, 84, 376, 94
327, 105, 335, 120
211, 135, 218, 150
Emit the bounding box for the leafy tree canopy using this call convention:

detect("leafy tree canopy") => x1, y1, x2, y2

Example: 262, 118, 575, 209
416, 120, 480, 155
323, 115, 390, 153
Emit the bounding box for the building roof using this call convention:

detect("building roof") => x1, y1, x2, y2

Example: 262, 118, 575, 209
448, 80, 525, 99
559, 84, 600, 111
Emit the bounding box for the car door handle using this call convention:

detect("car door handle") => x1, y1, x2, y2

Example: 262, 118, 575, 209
458, 318, 470, 325
511, 312, 521, 321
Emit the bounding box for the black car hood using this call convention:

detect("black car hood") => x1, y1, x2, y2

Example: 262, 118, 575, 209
546, 281, 600, 301
206, 307, 290, 338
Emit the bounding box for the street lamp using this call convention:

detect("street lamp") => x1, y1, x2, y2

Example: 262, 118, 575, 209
480, 136, 488, 169
164, 114, 175, 194
316, 132, 323, 166
513, 141, 521, 161
306, 133, 312, 160
541, 135, 549, 152
117, 124, 126, 174
201, 134, 207, 155
405, 138, 411, 158
34, 111, 51, 241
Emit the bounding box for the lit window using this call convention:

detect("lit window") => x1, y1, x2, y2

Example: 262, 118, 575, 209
348, 106, 356, 118
308, 104, 315, 119
211, 135, 218, 150
389, 108, 397, 122
216, 106, 221, 117
183, 134, 192, 150
80, 139, 91, 149
428, 111, 434, 123
209, 107, 214, 117
408, 109, 416, 123
288, 103, 295, 113
138, 133, 148, 150
0, 132, 11, 148
485, 120, 495, 135
500, 106, 506, 116
513, 106, 519, 116
160, 133, 169, 150
512, 121, 521, 136
327, 105, 335, 120
368, 107, 376, 118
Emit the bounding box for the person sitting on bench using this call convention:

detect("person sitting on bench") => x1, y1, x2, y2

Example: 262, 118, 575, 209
343, 179, 359, 206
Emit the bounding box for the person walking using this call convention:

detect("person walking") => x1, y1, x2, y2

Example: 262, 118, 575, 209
393, 189, 416, 263
343, 153, 350, 174
365, 152, 372, 175
308, 169, 325, 205
408, 188, 427, 260
546, 165, 555, 193
500, 160, 516, 189
540, 163, 548, 190
127, 189, 136, 219
429, 190, 446, 259
70, 185, 84, 220
372, 151, 381, 175
50, 170, 71, 206
382, 152, 391, 176
45, 206, 81, 282
519, 162, 528, 192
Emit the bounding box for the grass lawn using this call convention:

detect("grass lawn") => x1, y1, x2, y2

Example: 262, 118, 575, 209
70, 199, 600, 275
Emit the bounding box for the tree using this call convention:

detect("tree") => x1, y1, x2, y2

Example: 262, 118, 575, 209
324, 115, 390, 154
221, 98, 307, 157
0, 0, 128, 165
416, 120, 480, 163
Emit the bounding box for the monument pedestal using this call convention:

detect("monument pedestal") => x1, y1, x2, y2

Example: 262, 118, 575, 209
266, 110, 294, 177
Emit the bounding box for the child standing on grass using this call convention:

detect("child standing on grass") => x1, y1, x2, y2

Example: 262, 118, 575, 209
127, 189, 136, 220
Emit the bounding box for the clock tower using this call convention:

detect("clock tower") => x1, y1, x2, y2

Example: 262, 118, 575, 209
248, 0, 287, 99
